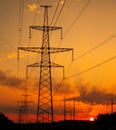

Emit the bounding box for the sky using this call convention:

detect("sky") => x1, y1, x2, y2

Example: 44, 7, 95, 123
0, 0, 116, 123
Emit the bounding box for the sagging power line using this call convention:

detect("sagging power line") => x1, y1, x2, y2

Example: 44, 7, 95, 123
52, 0, 67, 27
18, 0, 25, 46
74, 33, 116, 60
65, 55, 116, 79
64, 33, 116, 78
50, 0, 61, 26
64, 0, 92, 37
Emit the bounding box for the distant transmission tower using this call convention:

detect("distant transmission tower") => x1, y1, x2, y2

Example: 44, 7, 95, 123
17, 87, 33, 124
18, 5, 74, 123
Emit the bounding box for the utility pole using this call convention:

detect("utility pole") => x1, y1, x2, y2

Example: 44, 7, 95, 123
18, 5, 74, 123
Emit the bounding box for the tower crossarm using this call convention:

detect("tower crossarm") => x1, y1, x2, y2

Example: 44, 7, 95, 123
50, 48, 73, 54
18, 98, 33, 104
27, 62, 64, 67
29, 26, 63, 39
26, 62, 65, 79
18, 47, 74, 59
30, 26, 62, 31
18, 100, 33, 105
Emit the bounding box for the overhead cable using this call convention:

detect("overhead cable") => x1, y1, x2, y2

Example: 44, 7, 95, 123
75, 33, 116, 60
32, 0, 40, 26
50, 0, 61, 26
64, 0, 92, 37
18, 0, 24, 46
64, 55, 116, 79
53, 0, 67, 26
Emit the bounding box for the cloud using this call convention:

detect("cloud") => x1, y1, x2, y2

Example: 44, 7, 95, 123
55, 0, 65, 5
7, 52, 16, 59
27, 3, 41, 14
0, 70, 26, 89
68, 86, 116, 105
0, 52, 16, 60
60, 0, 65, 5
53, 79, 77, 95
27, 4, 38, 11
0, 105, 18, 113
1, 69, 116, 106
53, 79, 116, 105
78, 90, 115, 104
0, 70, 40, 93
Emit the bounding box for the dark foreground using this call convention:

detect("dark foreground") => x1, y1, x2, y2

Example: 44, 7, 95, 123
1, 120, 116, 130
2, 112, 116, 129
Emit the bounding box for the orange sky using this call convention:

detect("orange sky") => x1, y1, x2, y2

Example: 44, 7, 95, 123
0, 0, 116, 123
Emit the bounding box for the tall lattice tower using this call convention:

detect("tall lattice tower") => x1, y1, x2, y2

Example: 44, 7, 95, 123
18, 5, 74, 123
17, 87, 33, 124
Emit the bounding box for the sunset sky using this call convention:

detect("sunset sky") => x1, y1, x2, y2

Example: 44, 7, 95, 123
0, 0, 116, 122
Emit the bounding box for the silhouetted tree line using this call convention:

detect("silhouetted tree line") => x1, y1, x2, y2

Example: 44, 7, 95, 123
96, 112, 116, 124
1, 112, 116, 130
0, 112, 13, 124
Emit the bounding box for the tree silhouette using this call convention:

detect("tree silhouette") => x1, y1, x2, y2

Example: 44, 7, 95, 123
96, 112, 116, 124
0, 112, 13, 124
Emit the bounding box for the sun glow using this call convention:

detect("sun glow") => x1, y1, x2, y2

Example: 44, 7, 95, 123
89, 117, 94, 122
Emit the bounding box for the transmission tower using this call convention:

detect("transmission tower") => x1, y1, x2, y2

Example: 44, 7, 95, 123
17, 87, 33, 124
18, 5, 74, 123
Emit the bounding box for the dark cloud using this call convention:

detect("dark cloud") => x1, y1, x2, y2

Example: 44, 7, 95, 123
75, 83, 116, 105
1, 70, 116, 105
78, 90, 115, 104
0, 104, 36, 114
0, 70, 26, 89
53, 80, 76, 95
0, 70, 40, 93
0, 105, 18, 113
54, 80, 116, 105
68, 88, 116, 105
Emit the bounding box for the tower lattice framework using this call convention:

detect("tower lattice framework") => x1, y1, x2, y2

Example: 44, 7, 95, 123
18, 5, 74, 123
17, 87, 33, 124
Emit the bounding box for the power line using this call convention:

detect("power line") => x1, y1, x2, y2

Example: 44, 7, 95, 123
17, 0, 25, 78
50, 0, 61, 26
64, 0, 92, 37
64, 55, 116, 79
64, 33, 116, 76
18, 0, 25, 46
27, 0, 41, 78
53, 0, 92, 90
74, 33, 116, 60
18, 0, 24, 31
53, 0, 67, 26
52, 0, 92, 58
49, 0, 67, 45
32, 0, 40, 26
